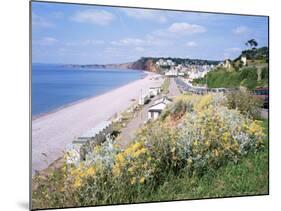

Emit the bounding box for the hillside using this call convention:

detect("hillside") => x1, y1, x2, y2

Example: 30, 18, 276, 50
193, 47, 269, 90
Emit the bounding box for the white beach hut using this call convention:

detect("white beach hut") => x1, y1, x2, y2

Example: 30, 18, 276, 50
149, 86, 161, 97
148, 97, 172, 120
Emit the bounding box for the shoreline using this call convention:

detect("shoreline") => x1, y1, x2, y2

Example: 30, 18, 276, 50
32, 70, 148, 121
32, 71, 163, 172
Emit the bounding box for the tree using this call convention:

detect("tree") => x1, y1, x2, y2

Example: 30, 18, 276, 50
245, 39, 258, 50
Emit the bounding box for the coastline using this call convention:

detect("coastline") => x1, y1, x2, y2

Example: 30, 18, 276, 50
32, 68, 147, 120
32, 71, 163, 173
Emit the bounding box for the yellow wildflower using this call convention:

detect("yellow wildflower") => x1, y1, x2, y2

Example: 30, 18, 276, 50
74, 177, 82, 188
130, 177, 136, 185
85, 167, 96, 177
139, 177, 145, 184
115, 153, 125, 163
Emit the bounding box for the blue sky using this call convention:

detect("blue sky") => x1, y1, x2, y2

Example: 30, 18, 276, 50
32, 2, 268, 64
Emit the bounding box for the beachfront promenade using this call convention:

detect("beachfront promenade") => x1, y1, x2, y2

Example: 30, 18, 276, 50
32, 72, 163, 173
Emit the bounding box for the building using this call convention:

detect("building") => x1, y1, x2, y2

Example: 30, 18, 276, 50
138, 92, 150, 105
149, 87, 161, 97
148, 97, 172, 120
165, 68, 178, 77
156, 59, 175, 67
223, 59, 233, 71
156, 59, 165, 66
241, 55, 247, 66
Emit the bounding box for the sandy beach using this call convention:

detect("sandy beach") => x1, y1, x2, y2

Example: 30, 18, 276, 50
32, 72, 163, 172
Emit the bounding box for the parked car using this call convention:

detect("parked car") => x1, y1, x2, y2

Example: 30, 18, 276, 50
254, 87, 269, 109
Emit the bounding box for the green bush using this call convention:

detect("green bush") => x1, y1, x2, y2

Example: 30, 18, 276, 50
226, 89, 263, 119
193, 66, 268, 90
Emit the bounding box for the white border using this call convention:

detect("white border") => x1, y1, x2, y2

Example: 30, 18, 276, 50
1, 0, 280, 211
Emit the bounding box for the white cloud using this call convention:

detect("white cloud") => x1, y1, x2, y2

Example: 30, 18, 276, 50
150, 22, 206, 39
168, 22, 206, 34
111, 38, 144, 46
71, 10, 115, 25
233, 26, 250, 35
32, 13, 55, 28
66, 39, 105, 47
123, 9, 167, 23
186, 41, 198, 47
111, 36, 173, 48
34, 37, 58, 46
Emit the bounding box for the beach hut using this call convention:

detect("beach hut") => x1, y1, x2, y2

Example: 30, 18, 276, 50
138, 89, 150, 105
148, 97, 172, 120
149, 86, 161, 97
73, 121, 112, 160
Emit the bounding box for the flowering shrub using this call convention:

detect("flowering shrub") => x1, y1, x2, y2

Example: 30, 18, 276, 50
32, 94, 265, 209
179, 106, 264, 176
226, 89, 263, 119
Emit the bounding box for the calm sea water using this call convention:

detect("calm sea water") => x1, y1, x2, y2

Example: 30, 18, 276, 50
32, 64, 145, 116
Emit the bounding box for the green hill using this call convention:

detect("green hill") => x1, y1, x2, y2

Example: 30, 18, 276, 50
193, 47, 269, 90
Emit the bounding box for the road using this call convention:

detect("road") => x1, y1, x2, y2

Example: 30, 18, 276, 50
118, 96, 160, 148
168, 77, 181, 97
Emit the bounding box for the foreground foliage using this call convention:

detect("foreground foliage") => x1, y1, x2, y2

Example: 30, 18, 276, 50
32, 94, 267, 209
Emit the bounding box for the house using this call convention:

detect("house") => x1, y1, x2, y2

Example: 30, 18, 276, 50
223, 59, 233, 71
148, 97, 172, 120
138, 93, 150, 105
165, 68, 178, 77
241, 55, 247, 66
149, 87, 161, 97
166, 59, 175, 66
156, 59, 165, 66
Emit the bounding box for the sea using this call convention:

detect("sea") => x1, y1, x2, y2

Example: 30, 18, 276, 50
32, 63, 145, 117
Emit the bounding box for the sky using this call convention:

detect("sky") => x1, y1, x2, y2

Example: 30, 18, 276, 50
32, 1, 269, 64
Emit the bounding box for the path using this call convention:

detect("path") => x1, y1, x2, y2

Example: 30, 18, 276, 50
168, 77, 181, 97
118, 77, 181, 148
118, 96, 160, 148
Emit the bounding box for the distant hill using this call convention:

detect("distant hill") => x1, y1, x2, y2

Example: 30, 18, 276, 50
63, 57, 221, 72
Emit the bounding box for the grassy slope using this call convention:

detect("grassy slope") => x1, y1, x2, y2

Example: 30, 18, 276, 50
137, 119, 269, 202
193, 66, 268, 90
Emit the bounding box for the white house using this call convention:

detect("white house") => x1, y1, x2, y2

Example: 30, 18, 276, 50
148, 97, 172, 120
156, 59, 175, 67
138, 93, 150, 105
241, 55, 247, 66
156, 59, 165, 66
165, 68, 178, 77
149, 87, 161, 97
166, 59, 175, 66
223, 59, 232, 71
